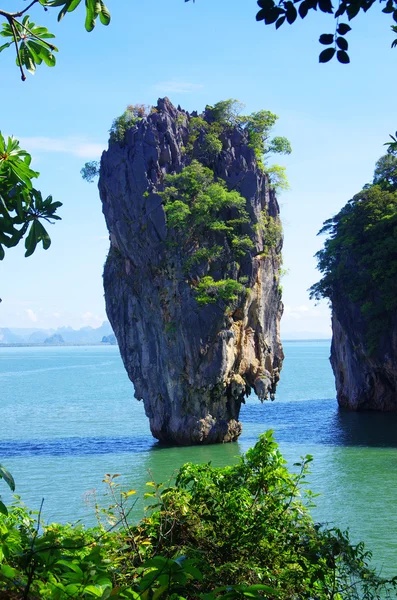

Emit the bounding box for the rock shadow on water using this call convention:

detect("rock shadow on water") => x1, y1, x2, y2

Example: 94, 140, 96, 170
0, 436, 155, 457
330, 408, 397, 448
240, 397, 397, 449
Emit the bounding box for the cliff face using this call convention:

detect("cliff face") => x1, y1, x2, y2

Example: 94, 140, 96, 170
99, 98, 284, 445
331, 295, 397, 411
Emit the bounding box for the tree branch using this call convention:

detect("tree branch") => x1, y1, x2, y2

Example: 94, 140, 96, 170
6, 15, 26, 80
17, 18, 56, 50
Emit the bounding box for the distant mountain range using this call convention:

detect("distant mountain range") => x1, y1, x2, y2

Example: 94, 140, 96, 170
0, 321, 115, 345
0, 323, 330, 345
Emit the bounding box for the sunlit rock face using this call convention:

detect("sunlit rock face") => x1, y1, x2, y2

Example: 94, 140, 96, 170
331, 295, 397, 411
99, 98, 284, 445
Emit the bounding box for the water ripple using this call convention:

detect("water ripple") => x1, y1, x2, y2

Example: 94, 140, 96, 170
0, 436, 154, 457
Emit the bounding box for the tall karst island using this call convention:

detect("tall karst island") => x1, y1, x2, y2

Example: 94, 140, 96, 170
311, 152, 397, 411
99, 98, 290, 444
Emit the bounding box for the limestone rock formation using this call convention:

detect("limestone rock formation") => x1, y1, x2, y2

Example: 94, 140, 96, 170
311, 161, 397, 412
331, 296, 397, 411
101, 334, 117, 345
44, 333, 64, 345
99, 98, 284, 444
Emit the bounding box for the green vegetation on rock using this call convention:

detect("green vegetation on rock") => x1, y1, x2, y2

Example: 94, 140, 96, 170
109, 104, 153, 145
195, 276, 245, 306
0, 433, 395, 600
81, 161, 100, 183
184, 100, 291, 183
159, 160, 253, 306
133, 100, 288, 309
310, 152, 397, 351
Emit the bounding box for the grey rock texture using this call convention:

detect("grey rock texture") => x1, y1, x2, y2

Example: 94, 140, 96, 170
99, 98, 284, 444
331, 295, 397, 411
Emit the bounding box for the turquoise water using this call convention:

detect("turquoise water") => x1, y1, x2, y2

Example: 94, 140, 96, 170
1, 342, 397, 576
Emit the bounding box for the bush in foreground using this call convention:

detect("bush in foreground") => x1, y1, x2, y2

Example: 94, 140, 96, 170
0, 433, 396, 599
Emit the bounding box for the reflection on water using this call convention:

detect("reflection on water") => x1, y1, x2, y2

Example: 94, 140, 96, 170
3, 402, 397, 458
331, 409, 397, 448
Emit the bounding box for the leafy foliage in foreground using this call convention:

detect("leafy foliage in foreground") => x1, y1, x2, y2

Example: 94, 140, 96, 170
0, 0, 110, 81
0, 464, 15, 516
187, 0, 397, 64
0, 132, 62, 261
0, 0, 108, 260
0, 433, 396, 599
310, 152, 397, 352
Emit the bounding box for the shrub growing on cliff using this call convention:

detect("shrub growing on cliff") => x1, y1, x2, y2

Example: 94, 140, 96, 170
191, 100, 291, 181
81, 160, 100, 183
1, 433, 395, 599
109, 105, 153, 145
195, 276, 245, 305
310, 154, 397, 351
160, 159, 284, 307
160, 160, 253, 305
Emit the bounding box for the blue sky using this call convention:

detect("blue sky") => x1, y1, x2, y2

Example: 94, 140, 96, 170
0, 0, 396, 336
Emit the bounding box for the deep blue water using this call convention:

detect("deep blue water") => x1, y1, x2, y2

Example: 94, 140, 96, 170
1, 342, 397, 576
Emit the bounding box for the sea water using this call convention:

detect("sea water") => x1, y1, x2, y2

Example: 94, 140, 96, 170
1, 342, 396, 576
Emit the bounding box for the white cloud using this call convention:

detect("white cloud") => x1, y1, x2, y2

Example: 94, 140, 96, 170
82, 312, 105, 328
281, 302, 331, 338
18, 136, 104, 159
153, 80, 204, 94
26, 309, 38, 323
283, 304, 329, 321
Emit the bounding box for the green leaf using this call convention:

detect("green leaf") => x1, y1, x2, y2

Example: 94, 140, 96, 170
24, 220, 38, 257
284, 1, 297, 24
20, 43, 36, 74
337, 49, 350, 63
298, 1, 309, 18
99, 1, 111, 25
319, 47, 336, 62
318, 0, 333, 13
40, 47, 57, 67
56, 559, 84, 575
35, 220, 51, 250
0, 564, 15, 578
84, 585, 107, 597
27, 41, 44, 65
68, 0, 82, 11
336, 36, 348, 50
337, 23, 351, 34
85, 2, 96, 31
30, 26, 56, 39
0, 41, 12, 53
264, 7, 283, 24
0, 464, 15, 491
0, 501, 8, 515
346, 3, 361, 19
319, 33, 334, 45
